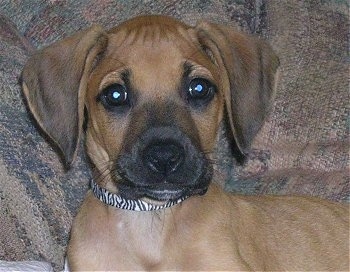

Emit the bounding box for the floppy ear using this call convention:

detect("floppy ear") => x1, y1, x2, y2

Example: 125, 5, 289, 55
194, 21, 279, 155
22, 25, 108, 166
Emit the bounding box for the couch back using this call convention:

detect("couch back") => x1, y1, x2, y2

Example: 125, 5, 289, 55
0, 0, 348, 269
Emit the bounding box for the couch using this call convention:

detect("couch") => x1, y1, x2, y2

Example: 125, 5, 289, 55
0, 0, 348, 270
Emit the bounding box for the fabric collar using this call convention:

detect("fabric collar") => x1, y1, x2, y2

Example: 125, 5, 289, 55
90, 179, 189, 212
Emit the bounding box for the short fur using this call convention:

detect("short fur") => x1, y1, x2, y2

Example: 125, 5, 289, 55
22, 15, 349, 271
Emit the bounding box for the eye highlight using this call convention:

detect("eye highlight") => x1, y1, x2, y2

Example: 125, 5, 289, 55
99, 83, 129, 110
187, 78, 216, 106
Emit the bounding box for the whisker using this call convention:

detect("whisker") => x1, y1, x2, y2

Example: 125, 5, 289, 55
87, 158, 115, 185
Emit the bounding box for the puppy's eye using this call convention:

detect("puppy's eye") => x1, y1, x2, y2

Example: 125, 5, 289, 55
188, 78, 215, 100
100, 84, 128, 108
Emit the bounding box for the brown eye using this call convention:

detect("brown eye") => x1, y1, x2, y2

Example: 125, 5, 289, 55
187, 78, 216, 109
100, 84, 128, 108
188, 78, 215, 100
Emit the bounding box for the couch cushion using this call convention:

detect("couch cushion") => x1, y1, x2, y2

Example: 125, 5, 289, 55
0, 0, 348, 270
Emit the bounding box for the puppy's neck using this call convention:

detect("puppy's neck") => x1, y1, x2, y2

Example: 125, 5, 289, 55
83, 184, 233, 269
107, 201, 181, 266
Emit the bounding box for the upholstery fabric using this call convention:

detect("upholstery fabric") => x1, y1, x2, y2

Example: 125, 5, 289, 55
0, 0, 348, 269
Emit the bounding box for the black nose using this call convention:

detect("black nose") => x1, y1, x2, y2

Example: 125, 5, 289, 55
143, 142, 184, 175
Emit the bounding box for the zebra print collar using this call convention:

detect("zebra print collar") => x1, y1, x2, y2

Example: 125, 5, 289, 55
90, 179, 190, 212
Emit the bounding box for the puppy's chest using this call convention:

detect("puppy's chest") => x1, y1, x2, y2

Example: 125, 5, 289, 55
116, 216, 167, 262
102, 213, 237, 270
92, 211, 183, 269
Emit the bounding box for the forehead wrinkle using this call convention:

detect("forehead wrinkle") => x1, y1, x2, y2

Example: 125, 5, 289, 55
143, 25, 165, 45
110, 19, 190, 48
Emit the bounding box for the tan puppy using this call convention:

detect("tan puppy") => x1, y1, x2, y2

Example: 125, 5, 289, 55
22, 15, 349, 271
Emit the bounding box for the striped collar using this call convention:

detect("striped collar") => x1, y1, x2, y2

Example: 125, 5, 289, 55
90, 179, 190, 212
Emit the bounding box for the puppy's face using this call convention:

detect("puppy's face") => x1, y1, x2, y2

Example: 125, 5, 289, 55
22, 15, 279, 203
86, 21, 223, 201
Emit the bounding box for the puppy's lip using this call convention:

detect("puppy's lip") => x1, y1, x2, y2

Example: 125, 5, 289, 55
118, 183, 208, 202
141, 187, 186, 202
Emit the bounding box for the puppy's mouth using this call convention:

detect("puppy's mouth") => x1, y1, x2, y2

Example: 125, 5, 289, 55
117, 182, 208, 202
115, 125, 212, 204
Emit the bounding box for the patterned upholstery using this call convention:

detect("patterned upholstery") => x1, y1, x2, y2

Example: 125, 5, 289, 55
0, 0, 348, 269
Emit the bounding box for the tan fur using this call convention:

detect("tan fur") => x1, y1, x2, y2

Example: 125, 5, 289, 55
22, 15, 349, 271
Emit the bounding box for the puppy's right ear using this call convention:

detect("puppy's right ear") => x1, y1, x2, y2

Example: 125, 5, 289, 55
22, 26, 107, 167
194, 22, 279, 156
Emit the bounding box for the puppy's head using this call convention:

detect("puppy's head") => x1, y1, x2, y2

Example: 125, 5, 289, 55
22, 15, 279, 202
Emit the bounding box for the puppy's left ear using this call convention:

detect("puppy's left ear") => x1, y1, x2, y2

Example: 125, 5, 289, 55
22, 26, 108, 166
194, 21, 279, 155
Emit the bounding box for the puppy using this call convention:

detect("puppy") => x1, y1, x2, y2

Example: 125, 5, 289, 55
22, 15, 349, 271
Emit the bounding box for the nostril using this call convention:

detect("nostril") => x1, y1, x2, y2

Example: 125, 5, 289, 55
143, 143, 184, 175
